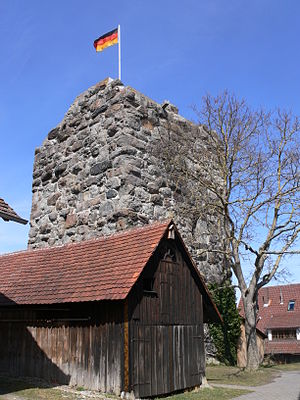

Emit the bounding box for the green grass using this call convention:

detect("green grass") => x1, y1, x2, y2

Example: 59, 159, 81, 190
206, 362, 300, 387
273, 362, 300, 371
75, 386, 85, 392
0, 376, 88, 400
206, 364, 279, 387
163, 387, 251, 400
4, 364, 299, 400
0, 375, 251, 400
1, 387, 81, 400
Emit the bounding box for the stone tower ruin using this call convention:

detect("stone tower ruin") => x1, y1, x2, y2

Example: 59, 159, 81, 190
29, 78, 228, 284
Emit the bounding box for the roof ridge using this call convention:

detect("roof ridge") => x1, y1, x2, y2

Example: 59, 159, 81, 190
261, 283, 300, 289
0, 219, 172, 259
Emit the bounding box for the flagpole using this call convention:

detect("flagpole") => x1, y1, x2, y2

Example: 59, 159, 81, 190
118, 24, 121, 81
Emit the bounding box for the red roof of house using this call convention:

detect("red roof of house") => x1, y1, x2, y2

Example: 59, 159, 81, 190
266, 312, 300, 329
0, 197, 27, 225
265, 340, 300, 355
239, 284, 300, 333
257, 284, 300, 333
239, 285, 300, 356
0, 221, 170, 305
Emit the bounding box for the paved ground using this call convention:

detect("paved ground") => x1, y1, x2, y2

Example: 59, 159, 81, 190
213, 370, 300, 400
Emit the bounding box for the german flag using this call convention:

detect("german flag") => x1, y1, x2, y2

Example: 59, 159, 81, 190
94, 28, 118, 52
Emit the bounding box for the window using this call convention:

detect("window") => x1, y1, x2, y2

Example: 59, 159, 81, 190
163, 248, 177, 262
288, 300, 295, 311
263, 296, 270, 307
272, 329, 296, 340
143, 278, 156, 294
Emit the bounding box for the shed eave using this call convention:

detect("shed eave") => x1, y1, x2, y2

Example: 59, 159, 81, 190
0, 211, 28, 225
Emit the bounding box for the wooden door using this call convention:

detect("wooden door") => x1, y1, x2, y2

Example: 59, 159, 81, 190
129, 257, 205, 397
130, 323, 204, 397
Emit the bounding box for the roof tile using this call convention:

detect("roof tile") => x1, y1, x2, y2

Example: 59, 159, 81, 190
239, 283, 300, 333
0, 220, 170, 305
265, 340, 300, 354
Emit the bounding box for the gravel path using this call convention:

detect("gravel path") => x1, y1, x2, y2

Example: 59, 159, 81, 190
213, 370, 300, 400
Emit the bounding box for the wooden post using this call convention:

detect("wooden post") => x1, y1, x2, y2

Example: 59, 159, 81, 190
124, 298, 129, 392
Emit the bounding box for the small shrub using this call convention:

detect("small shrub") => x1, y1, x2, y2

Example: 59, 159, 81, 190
208, 284, 241, 365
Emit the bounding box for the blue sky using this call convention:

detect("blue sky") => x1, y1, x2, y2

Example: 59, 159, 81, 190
0, 0, 299, 284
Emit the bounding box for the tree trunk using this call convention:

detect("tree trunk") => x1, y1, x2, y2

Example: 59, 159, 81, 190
243, 296, 261, 370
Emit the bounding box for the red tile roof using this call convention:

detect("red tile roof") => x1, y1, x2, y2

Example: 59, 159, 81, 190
0, 197, 27, 225
239, 284, 300, 334
256, 284, 300, 333
266, 312, 300, 329
0, 221, 171, 305
265, 340, 300, 355
240, 317, 267, 338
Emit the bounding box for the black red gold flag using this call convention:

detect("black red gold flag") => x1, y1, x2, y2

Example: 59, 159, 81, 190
94, 28, 118, 52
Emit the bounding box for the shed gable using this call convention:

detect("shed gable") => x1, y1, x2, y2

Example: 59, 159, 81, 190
130, 241, 204, 326
127, 240, 206, 397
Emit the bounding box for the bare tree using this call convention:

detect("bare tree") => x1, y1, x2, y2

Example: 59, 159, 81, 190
156, 91, 300, 370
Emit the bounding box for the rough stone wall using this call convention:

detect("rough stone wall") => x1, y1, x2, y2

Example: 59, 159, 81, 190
29, 78, 228, 284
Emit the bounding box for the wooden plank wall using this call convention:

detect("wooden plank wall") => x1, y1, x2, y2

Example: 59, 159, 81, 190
0, 302, 123, 394
131, 322, 204, 397
129, 243, 205, 397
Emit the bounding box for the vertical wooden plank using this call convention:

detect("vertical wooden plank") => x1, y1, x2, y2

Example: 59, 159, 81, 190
69, 326, 76, 386
199, 295, 205, 379
173, 326, 178, 391
62, 325, 68, 379
40, 325, 45, 382
93, 325, 100, 390
87, 324, 92, 389
116, 319, 122, 395
183, 325, 189, 388
184, 263, 188, 325
162, 326, 168, 394
107, 322, 111, 393
75, 326, 80, 386
180, 261, 184, 324
83, 325, 89, 384
168, 325, 174, 393
30, 326, 36, 378
179, 325, 184, 389
130, 322, 137, 396
58, 325, 64, 381
110, 319, 116, 393
123, 298, 130, 393
139, 325, 145, 397
98, 322, 104, 392
187, 267, 191, 325
173, 264, 177, 324
144, 325, 151, 397
21, 325, 27, 378
105, 321, 109, 392
156, 326, 164, 396
76, 325, 81, 386
150, 326, 157, 396
191, 325, 197, 387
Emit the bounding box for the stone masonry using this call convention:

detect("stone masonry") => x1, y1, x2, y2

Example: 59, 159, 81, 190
28, 78, 229, 284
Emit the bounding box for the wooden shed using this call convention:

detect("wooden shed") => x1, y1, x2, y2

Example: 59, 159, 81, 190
0, 220, 221, 398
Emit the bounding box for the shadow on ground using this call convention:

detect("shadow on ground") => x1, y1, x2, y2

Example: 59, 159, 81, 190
0, 375, 55, 395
